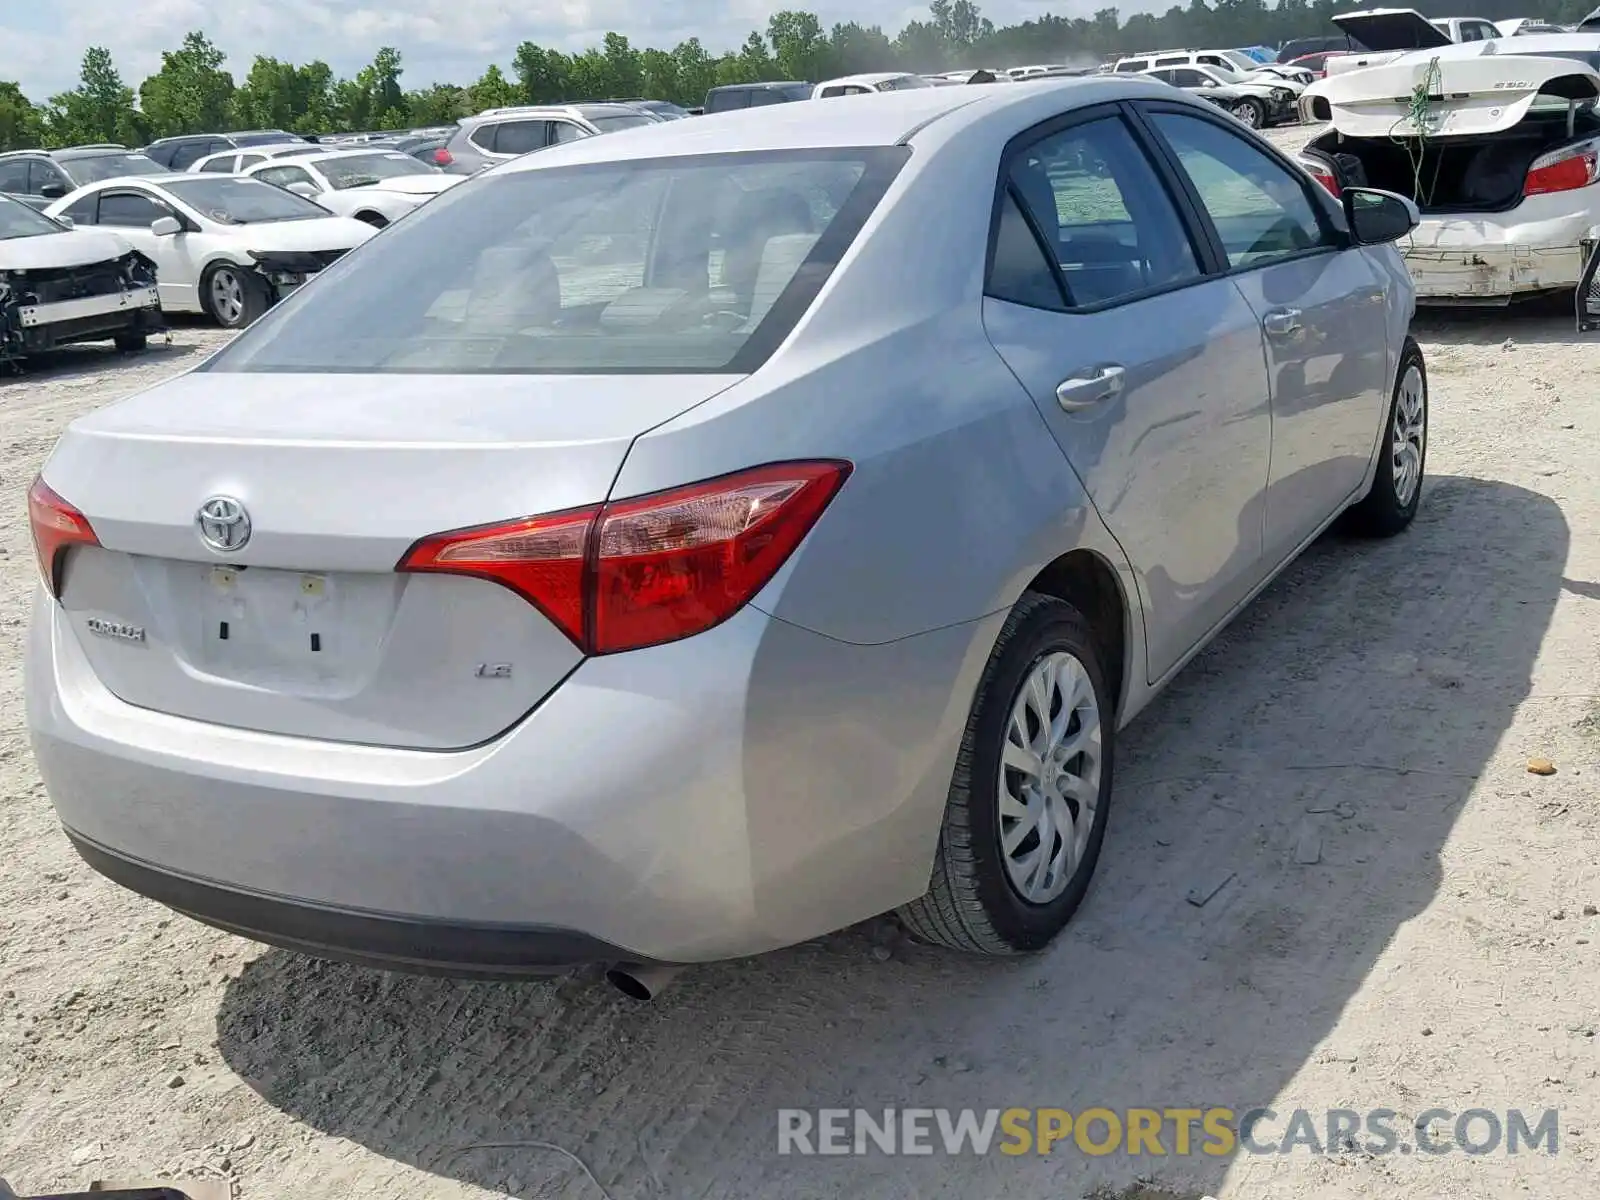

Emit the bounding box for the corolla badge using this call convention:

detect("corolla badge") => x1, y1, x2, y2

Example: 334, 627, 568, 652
196, 495, 251, 552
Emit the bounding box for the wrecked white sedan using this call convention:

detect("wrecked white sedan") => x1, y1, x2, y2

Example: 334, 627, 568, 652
0, 193, 162, 369
1299, 36, 1600, 319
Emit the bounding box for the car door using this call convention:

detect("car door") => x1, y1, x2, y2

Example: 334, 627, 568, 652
1137, 104, 1389, 564
489, 120, 552, 157
0, 158, 28, 198
95, 187, 196, 309
980, 105, 1275, 682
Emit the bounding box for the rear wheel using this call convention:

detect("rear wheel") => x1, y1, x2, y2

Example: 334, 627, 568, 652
1346, 336, 1427, 537
202, 263, 269, 330
1231, 98, 1265, 128
898, 593, 1115, 954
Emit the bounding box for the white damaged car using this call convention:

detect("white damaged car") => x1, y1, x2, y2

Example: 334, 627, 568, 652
0, 193, 162, 368
1299, 36, 1600, 318
45, 174, 377, 329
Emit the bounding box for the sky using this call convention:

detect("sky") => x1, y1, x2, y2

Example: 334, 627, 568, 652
0, 0, 1145, 100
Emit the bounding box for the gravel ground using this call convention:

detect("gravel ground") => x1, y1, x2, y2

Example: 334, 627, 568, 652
4, 159, 1600, 1199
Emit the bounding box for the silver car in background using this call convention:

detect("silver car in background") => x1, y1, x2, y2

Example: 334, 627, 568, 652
26, 80, 1428, 990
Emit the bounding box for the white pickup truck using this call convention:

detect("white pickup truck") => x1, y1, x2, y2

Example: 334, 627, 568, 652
1323, 8, 1505, 77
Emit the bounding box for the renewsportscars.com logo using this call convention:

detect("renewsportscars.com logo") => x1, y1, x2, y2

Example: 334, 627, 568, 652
776, 1107, 1561, 1157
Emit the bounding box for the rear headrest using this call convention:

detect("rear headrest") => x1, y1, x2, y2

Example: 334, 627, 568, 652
742, 233, 819, 331
1012, 158, 1060, 243
464, 245, 561, 330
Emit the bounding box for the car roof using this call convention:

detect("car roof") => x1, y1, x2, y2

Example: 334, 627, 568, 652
818, 72, 918, 87
497, 76, 1182, 171
708, 80, 810, 92
54, 146, 146, 160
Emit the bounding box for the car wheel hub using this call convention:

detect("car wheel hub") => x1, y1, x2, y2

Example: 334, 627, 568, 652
1392, 363, 1426, 506
211, 271, 244, 324
998, 650, 1103, 906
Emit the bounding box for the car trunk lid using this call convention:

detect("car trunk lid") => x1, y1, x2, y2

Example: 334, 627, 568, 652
1331, 8, 1453, 52
44, 370, 738, 749
1309, 53, 1600, 138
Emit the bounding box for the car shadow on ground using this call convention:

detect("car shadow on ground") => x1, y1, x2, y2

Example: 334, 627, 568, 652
1412, 295, 1587, 347
214, 474, 1564, 1200
0, 317, 217, 386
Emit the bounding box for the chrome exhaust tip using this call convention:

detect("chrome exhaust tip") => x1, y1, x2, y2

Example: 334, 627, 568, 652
604, 962, 684, 1001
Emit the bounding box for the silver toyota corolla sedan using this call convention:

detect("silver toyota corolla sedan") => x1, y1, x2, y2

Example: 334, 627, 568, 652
26, 79, 1428, 988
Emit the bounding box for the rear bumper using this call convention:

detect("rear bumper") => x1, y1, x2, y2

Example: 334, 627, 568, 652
1403, 207, 1600, 302
65, 829, 629, 976
28, 587, 998, 969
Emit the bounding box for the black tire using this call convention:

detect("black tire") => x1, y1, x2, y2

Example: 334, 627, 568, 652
1231, 98, 1266, 128
112, 331, 147, 354
355, 211, 389, 228
1345, 336, 1427, 538
202, 262, 270, 330
898, 592, 1116, 954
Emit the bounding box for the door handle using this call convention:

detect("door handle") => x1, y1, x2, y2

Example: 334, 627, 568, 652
1262, 307, 1303, 337
1056, 364, 1126, 411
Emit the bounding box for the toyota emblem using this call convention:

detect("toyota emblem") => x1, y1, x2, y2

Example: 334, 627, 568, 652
196, 496, 251, 553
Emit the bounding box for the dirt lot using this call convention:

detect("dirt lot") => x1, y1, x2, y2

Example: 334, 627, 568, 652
4, 181, 1600, 1197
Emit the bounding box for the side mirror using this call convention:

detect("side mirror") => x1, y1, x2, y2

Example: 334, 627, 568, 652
55, 215, 75, 229
150, 215, 182, 237
1343, 187, 1419, 246
286, 181, 319, 197
38, 183, 67, 200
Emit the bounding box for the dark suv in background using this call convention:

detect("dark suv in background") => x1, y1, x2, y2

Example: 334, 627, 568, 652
141, 130, 307, 170
701, 81, 813, 114
0, 146, 171, 208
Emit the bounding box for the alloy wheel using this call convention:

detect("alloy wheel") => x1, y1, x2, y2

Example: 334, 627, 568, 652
998, 650, 1104, 905
1392, 362, 1426, 507
210, 269, 245, 326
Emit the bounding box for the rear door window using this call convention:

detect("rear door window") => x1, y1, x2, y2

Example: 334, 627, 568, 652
168, 141, 211, 170
1004, 114, 1202, 308
490, 120, 550, 155
1146, 109, 1333, 269
0, 160, 29, 194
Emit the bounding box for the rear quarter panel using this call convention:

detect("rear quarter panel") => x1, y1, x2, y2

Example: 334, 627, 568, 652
607, 125, 1127, 648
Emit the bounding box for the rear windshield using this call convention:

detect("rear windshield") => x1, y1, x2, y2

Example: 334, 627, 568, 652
164, 176, 332, 223
317, 152, 434, 188
202, 147, 907, 376
65, 153, 169, 183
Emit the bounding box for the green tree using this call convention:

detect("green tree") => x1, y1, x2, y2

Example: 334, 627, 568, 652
138, 31, 234, 137
0, 80, 44, 151
768, 10, 830, 81
639, 49, 681, 106
468, 64, 519, 112
671, 39, 718, 106
407, 82, 470, 125
43, 47, 141, 146
602, 32, 643, 96
512, 42, 569, 104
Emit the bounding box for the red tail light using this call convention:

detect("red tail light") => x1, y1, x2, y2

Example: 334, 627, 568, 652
28, 476, 99, 598
1524, 140, 1600, 197
1299, 155, 1339, 197
432, 147, 453, 166
399, 461, 852, 655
